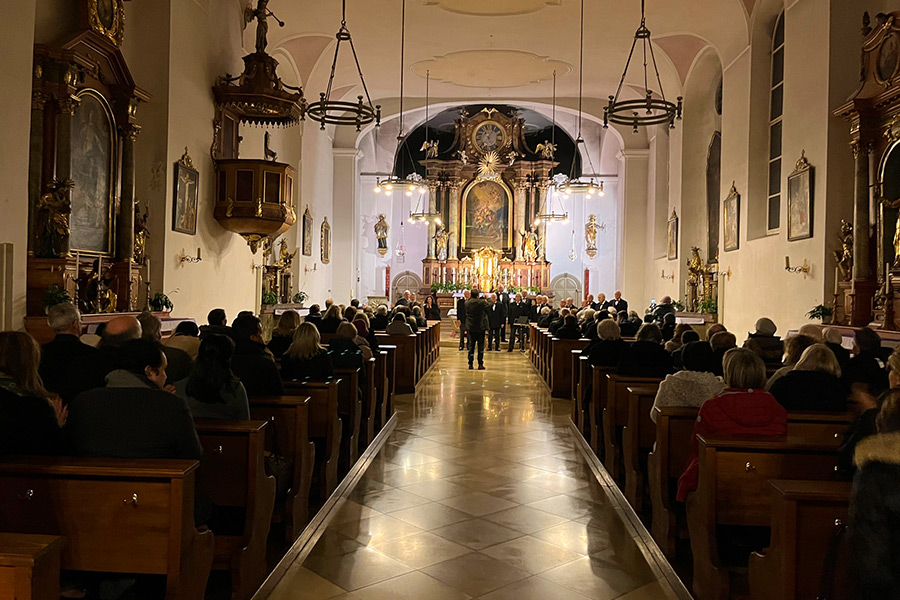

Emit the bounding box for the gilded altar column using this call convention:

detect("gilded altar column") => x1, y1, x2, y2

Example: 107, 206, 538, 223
117, 124, 141, 262
514, 181, 527, 261
28, 91, 50, 251
426, 182, 437, 259
448, 181, 461, 259
852, 141, 871, 281
55, 95, 80, 186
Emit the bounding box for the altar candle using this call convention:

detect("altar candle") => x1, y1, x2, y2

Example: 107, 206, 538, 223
834, 266, 840, 295
197, 247, 202, 261
785, 256, 790, 270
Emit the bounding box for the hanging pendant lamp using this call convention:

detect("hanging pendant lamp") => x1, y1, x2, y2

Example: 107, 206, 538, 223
407, 71, 442, 225
306, 0, 381, 131
604, 0, 682, 131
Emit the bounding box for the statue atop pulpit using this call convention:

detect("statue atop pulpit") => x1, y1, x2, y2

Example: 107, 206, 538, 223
244, 0, 284, 54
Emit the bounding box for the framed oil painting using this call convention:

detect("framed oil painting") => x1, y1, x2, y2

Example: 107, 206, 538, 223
723, 183, 740, 252
302, 207, 313, 256
173, 148, 198, 235
667, 209, 678, 260
787, 151, 814, 241
461, 179, 512, 251
321, 217, 331, 264
70, 90, 115, 255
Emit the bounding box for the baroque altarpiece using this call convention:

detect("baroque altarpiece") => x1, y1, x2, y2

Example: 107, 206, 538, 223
420, 108, 554, 292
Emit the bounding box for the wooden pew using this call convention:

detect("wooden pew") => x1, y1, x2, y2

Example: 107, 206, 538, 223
0, 457, 214, 600
622, 385, 660, 512
194, 419, 275, 600
749, 479, 852, 600
571, 353, 588, 433
333, 368, 362, 471
588, 365, 616, 457
376, 333, 417, 393
648, 405, 700, 558
0, 533, 62, 600
549, 338, 590, 398
602, 373, 662, 479
359, 357, 378, 452
280, 380, 341, 503
378, 344, 397, 419
686, 435, 842, 600
248, 395, 314, 543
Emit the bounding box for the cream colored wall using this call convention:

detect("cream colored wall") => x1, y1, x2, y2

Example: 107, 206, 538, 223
0, 0, 36, 329
297, 123, 335, 303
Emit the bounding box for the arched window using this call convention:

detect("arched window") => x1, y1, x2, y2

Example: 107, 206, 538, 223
707, 132, 722, 260
767, 12, 785, 231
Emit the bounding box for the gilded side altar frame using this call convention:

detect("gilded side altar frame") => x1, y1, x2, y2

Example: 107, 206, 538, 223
459, 177, 514, 252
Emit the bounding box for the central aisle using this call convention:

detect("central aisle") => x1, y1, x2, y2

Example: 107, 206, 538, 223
266, 348, 687, 599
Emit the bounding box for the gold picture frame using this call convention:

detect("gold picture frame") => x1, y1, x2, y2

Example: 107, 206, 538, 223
173, 148, 199, 235
787, 151, 814, 241
723, 183, 741, 252
321, 217, 331, 264
461, 178, 513, 251
302, 207, 313, 256
86, 0, 126, 46
667, 209, 678, 260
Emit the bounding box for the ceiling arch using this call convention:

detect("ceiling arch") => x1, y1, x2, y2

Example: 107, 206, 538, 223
420, 0, 563, 17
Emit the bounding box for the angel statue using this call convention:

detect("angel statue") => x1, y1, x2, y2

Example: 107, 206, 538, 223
535, 141, 557, 160
585, 215, 599, 258
34, 178, 74, 258
522, 225, 539, 263
832, 219, 853, 280
434, 225, 449, 261
374, 214, 389, 257
421, 140, 439, 159
244, 0, 284, 54
277, 239, 297, 269
457, 150, 468, 165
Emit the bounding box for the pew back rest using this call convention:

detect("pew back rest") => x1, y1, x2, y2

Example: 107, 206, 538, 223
607, 376, 661, 427
0, 457, 199, 575
195, 419, 268, 508
248, 396, 311, 467
283, 380, 340, 443
697, 435, 841, 527
652, 406, 700, 483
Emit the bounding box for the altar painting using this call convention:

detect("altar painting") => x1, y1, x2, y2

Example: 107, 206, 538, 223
70, 91, 115, 254
462, 180, 511, 251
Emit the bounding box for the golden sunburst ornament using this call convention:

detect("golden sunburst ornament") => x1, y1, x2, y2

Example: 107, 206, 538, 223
477, 151, 502, 181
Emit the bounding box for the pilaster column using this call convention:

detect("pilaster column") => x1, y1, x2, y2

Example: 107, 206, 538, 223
55, 95, 80, 184
117, 123, 141, 262
514, 181, 527, 261
536, 182, 549, 260
426, 181, 437, 259
28, 91, 49, 251
448, 181, 461, 259
852, 141, 872, 280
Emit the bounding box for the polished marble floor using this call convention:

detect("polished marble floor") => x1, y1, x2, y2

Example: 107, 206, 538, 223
264, 347, 687, 599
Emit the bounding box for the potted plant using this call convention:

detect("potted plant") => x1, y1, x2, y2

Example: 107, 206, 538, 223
148, 292, 173, 313
42, 284, 72, 312
698, 298, 718, 315
807, 303, 834, 323
261, 290, 278, 306
292, 291, 308, 306
672, 299, 686, 312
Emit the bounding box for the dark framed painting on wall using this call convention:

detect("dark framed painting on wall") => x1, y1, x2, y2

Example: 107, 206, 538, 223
172, 148, 198, 235
321, 217, 331, 264
667, 209, 678, 260
787, 150, 814, 241
723, 183, 740, 252
302, 206, 313, 256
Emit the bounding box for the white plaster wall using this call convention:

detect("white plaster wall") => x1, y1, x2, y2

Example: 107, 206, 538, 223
297, 123, 335, 303
0, 0, 37, 329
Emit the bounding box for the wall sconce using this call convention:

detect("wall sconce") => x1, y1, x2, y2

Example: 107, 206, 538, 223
717, 266, 732, 280
304, 263, 318, 274
785, 256, 810, 278
179, 247, 202, 265
660, 269, 675, 281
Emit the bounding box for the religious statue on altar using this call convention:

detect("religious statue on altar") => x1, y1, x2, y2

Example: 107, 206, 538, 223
686, 246, 714, 312
134, 200, 150, 265
277, 238, 296, 268
374, 214, 389, 257
33, 178, 74, 258
434, 225, 448, 261
833, 219, 852, 280
522, 225, 539, 263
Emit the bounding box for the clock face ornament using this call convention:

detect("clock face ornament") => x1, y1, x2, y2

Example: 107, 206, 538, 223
473, 121, 505, 153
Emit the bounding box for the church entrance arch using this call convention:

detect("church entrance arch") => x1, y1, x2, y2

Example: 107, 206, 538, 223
550, 273, 581, 304
392, 271, 423, 302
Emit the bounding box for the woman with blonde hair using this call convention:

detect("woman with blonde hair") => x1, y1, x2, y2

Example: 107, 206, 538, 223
769, 344, 848, 411
319, 304, 344, 334
268, 309, 300, 359
0, 332, 64, 455
332, 322, 368, 366
281, 322, 334, 381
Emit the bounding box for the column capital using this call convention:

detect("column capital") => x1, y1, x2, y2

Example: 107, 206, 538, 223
31, 90, 50, 110
56, 95, 81, 116
120, 123, 142, 142
851, 140, 874, 159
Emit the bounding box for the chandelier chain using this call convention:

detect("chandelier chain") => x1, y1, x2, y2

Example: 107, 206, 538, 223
398, 0, 406, 137
577, 0, 584, 139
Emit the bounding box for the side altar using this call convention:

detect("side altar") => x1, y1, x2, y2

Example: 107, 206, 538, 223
419, 108, 552, 292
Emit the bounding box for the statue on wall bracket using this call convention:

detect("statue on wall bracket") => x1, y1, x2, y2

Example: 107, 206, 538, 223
374, 214, 389, 257
585, 214, 599, 259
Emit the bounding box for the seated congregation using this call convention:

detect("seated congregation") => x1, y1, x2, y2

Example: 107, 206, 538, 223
531, 299, 899, 600
0, 297, 439, 599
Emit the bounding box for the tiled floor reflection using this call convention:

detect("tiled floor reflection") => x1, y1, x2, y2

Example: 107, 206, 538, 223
266, 347, 685, 599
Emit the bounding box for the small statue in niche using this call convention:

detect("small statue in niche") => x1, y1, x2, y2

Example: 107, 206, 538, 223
434, 225, 448, 261
420, 140, 439, 159
457, 150, 468, 164
832, 219, 853, 280
536, 141, 557, 160
522, 225, 539, 263
134, 200, 150, 265
374, 214, 389, 257
244, 0, 284, 54
277, 239, 296, 268
585, 214, 599, 259
507, 151, 518, 166
264, 131, 277, 161
34, 178, 74, 258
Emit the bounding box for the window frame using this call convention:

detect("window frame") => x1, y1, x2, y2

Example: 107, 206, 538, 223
766, 11, 785, 233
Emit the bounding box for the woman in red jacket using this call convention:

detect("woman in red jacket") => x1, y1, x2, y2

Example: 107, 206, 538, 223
676, 348, 787, 501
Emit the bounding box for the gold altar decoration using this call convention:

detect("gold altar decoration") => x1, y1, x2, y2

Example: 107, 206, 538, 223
686, 246, 715, 312
585, 215, 599, 259
472, 247, 502, 292
833, 219, 853, 280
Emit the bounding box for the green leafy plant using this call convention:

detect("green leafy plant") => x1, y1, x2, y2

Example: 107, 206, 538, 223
149, 292, 173, 312
261, 290, 278, 306
292, 291, 308, 305
42, 284, 72, 310
806, 304, 833, 321
672, 300, 686, 312
698, 298, 718, 314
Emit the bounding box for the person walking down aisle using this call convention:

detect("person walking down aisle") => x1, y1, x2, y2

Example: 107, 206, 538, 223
457, 289, 470, 351
465, 288, 490, 370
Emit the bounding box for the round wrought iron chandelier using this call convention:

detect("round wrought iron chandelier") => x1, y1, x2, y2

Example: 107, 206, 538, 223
306, 0, 381, 131
604, 0, 682, 132
536, 173, 569, 225
553, 0, 603, 199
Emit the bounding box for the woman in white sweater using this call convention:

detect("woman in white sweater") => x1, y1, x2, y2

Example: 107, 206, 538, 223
650, 341, 725, 422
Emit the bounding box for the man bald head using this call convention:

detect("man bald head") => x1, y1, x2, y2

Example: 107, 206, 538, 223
101, 315, 142, 347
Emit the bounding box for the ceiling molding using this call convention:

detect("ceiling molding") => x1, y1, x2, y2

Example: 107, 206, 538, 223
421, 0, 562, 17
411, 50, 572, 89
653, 35, 711, 85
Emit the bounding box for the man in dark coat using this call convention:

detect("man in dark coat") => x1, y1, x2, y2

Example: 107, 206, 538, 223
495, 285, 511, 342
487, 294, 504, 351
59, 315, 142, 402
456, 289, 470, 351
608, 290, 628, 314
465, 288, 490, 369
507, 293, 528, 352
231, 313, 284, 397
40, 303, 97, 394
199, 308, 233, 340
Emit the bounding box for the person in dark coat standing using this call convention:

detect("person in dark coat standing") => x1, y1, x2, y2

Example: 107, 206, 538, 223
496, 285, 511, 342
487, 294, 504, 351
507, 293, 528, 352
40, 302, 97, 395
465, 288, 490, 369
849, 389, 900, 599
457, 289, 470, 351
